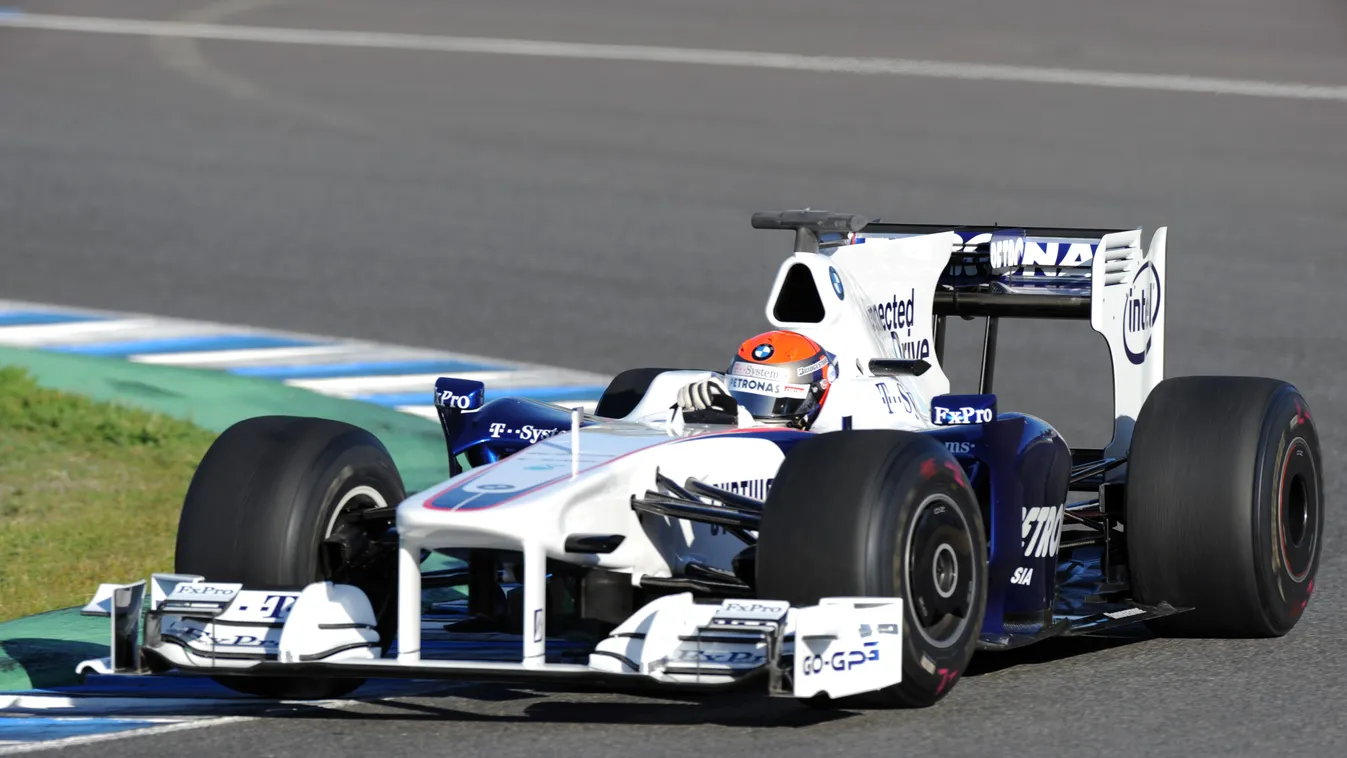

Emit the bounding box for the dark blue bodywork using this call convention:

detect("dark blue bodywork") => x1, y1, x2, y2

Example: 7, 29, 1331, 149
920, 406, 1073, 646
435, 377, 599, 467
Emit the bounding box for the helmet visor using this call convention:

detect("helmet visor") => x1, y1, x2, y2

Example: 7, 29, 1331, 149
730, 388, 816, 420
725, 370, 818, 422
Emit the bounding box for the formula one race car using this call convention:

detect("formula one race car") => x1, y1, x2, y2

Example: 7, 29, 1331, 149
77, 210, 1324, 708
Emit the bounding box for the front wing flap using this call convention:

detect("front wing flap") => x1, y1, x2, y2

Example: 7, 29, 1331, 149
76, 574, 904, 702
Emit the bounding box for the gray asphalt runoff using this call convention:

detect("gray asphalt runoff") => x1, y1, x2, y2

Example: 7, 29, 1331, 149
4, 0, 1347, 755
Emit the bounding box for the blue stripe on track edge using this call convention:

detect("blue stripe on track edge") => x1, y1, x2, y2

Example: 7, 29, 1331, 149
0, 311, 106, 327
0, 717, 164, 742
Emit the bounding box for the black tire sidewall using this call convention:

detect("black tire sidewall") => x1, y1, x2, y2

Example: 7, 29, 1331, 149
276, 433, 405, 590
757, 431, 986, 707
1249, 386, 1322, 634
1127, 377, 1325, 638
173, 417, 405, 699
867, 445, 986, 705
177, 419, 404, 594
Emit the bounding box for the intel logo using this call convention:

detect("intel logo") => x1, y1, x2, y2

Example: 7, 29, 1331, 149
1123, 262, 1161, 365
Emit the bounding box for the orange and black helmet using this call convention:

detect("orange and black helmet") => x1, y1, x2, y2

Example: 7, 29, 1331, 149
726, 330, 836, 428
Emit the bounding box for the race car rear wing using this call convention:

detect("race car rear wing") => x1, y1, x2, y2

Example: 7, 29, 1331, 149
752, 210, 1167, 466
858, 221, 1123, 320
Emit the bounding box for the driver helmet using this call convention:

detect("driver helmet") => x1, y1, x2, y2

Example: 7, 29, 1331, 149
726, 330, 837, 428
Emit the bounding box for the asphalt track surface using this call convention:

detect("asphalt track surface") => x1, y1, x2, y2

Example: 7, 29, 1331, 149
3, 0, 1347, 755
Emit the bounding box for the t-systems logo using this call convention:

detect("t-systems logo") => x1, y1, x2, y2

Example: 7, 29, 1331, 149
1123, 261, 1162, 365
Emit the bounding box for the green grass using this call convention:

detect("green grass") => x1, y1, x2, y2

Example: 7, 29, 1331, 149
0, 366, 217, 622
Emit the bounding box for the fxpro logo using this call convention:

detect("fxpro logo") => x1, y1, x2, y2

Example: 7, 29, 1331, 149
171, 583, 235, 596
675, 649, 766, 665
1123, 261, 1162, 365
722, 601, 789, 615
436, 390, 474, 409
868, 288, 930, 361
934, 406, 994, 425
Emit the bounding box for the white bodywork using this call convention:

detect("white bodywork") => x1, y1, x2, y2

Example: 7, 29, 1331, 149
77, 221, 1168, 702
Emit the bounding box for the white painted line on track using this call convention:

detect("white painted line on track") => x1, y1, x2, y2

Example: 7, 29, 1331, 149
2, 12, 1347, 102
128, 344, 361, 366
0, 320, 160, 347
286, 369, 609, 396
0, 694, 253, 713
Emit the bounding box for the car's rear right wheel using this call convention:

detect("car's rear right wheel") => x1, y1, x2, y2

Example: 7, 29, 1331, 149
1125, 376, 1323, 637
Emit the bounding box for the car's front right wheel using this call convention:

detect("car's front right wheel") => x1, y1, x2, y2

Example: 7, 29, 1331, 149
756, 430, 987, 708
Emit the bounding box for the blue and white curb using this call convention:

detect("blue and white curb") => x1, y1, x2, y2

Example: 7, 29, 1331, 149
0, 300, 608, 748
0, 299, 612, 417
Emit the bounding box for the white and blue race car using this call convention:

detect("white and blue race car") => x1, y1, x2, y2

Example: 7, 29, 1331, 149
78, 210, 1324, 708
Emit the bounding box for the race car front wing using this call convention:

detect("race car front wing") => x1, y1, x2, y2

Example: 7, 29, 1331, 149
75, 573, 905, 702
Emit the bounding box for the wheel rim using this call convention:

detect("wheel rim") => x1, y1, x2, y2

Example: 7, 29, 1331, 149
324, 485, 388, 541
1277, 437, 1318, 583
903, 493, 977, 649
321, 484, 397, 589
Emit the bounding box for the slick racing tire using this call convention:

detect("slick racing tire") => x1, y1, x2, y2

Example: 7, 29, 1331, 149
1126, 376, 1323, 637
175, 416, 406, 699
757, 430, 987, 708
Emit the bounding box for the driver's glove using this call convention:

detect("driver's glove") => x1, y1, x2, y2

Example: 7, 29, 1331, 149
677, 378, 730, 412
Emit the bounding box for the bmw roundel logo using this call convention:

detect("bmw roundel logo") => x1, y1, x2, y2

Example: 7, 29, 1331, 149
829, 266, 844, 300
752, 343, 774, 360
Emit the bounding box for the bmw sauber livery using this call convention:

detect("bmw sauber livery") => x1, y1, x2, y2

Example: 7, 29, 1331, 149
76, 210, 1324, 710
